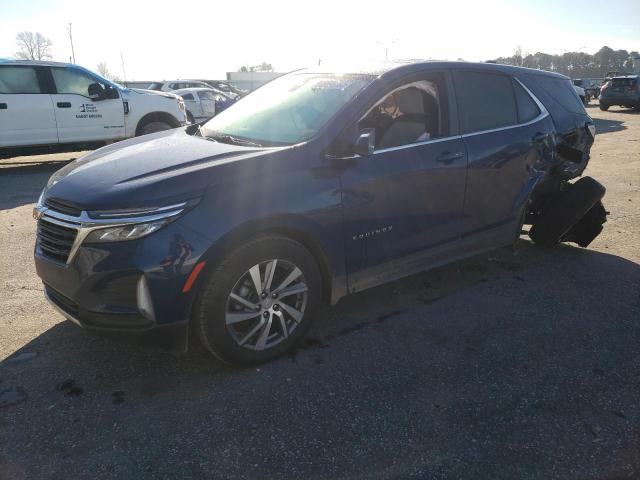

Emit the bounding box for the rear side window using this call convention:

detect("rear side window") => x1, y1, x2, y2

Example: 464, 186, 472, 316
181, 93, 194, 100
534, 76, 584, 114
148, 82, 164, 90
513, 80, 541, 123
0, 66, 41, 94
453, 71, 517, 134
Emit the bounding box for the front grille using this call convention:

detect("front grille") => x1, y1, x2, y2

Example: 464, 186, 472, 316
45, 285, 79, 318
37, 219, 77, 263
44, 197, 82, 216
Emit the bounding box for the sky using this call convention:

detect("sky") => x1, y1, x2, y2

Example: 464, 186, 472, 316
1, 0, 639, 81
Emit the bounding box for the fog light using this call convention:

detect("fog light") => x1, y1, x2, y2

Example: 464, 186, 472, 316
137, 275, 156, 321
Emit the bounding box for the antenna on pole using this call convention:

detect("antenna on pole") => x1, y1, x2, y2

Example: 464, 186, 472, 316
120, 52, 128, 85
67, 22, 76, 64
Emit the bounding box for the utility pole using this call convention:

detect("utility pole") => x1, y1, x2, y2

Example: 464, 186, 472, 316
67, 22, 76, 64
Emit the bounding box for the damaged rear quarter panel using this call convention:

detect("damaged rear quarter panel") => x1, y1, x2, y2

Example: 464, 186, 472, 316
517, 73, 595, 200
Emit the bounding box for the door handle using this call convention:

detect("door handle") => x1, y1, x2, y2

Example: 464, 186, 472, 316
57, 102, 71, 108
436, 151, 465, 164
0, 103, 7, 110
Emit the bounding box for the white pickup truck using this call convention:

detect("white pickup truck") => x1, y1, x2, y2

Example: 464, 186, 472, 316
0, 60, 187, 158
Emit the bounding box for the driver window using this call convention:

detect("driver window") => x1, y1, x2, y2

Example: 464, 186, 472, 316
51, 68, 109, 97
358, 75, 448, 150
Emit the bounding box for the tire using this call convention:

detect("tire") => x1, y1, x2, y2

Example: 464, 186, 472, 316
599, 104, 609, 111
529, 177, 606, 247
138, 121, 172, 136
194, 236, 322, 365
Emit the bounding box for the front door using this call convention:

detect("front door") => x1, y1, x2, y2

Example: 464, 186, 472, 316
49, 66, 125, 143
0, 65, 58, 147
339, 72, 468, 291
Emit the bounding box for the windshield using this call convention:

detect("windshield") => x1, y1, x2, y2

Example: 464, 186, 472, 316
201, 73, 373, 146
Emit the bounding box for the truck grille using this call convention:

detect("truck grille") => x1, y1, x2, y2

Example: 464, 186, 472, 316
37, 219, 77, 263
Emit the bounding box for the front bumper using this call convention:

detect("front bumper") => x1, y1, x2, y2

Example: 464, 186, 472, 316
34, 213, 212, 350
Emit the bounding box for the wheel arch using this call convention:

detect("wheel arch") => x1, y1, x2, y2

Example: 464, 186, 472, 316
197, 216, 338, 306
135, 111, 181, 136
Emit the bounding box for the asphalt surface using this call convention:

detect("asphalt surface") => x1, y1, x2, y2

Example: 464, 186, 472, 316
0, 106, 639, 479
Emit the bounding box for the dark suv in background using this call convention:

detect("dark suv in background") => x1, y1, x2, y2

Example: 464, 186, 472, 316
34, 62, 607, 365
599, 75, 640, 111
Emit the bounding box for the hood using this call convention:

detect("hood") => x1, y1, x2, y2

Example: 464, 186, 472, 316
124, 88, 180, 99
44, 128, 281, 212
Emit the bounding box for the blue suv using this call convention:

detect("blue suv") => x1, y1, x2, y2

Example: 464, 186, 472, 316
34, 62, 606, 364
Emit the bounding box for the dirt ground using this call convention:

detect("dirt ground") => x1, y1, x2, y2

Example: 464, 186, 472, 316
0, 106, 638, 479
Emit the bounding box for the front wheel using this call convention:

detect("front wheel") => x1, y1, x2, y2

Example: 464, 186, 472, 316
194, 236, 322, 365
599, 104, 609, 111
138, 121, 172, 136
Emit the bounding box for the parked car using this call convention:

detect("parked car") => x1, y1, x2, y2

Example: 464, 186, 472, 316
0, 60, 187, 158
33, 62, 606, 365
148, 80, 213, 92
205, 81, 248, 98
173, 88, 235, 123
572, 79, 599, 101
599, 75, 640, 111
573, 83, 588, 105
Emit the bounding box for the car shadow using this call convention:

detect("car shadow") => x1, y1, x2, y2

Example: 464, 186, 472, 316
593, 117, 627, 135
0, 161, 70, 210
605, 107, 640, 115
2, 240, 639, 477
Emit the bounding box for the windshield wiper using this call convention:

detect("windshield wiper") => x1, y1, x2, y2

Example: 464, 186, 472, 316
206, 133, 263, 147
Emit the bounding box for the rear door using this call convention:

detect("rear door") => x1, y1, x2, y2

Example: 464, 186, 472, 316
453, 69, 553, 240
197, 90, 217, 118
0, 65, 58, 147
49, 66, 125, 143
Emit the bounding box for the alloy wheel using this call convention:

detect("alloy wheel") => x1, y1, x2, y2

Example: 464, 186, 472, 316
225, 259, 308, 351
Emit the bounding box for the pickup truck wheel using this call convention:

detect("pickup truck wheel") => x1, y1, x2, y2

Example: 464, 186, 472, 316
194, 236, 322, 365
138, 121, 172, 136
599, 104, 609, 111
529, 177, 606, 247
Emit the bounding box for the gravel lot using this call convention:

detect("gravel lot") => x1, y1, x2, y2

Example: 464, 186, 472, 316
0, 106, 639, 480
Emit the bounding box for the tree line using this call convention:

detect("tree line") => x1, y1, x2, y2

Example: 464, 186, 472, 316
490, 46, 639, 79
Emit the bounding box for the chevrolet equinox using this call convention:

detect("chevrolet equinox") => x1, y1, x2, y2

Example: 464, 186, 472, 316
33, 62, 607, 364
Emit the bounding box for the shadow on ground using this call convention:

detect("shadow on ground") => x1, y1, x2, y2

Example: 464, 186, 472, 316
2, 240, 639, 479
592, 117, 627, 135
0, 161, 70, 210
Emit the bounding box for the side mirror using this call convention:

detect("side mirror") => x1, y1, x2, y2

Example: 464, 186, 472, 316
353, 129, 376, 156
104, 85, 119, 99
88, 82, 105, 100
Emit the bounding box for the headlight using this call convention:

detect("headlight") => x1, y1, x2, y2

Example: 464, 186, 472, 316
83, 199, 200, 244
85, 220, 170, 243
